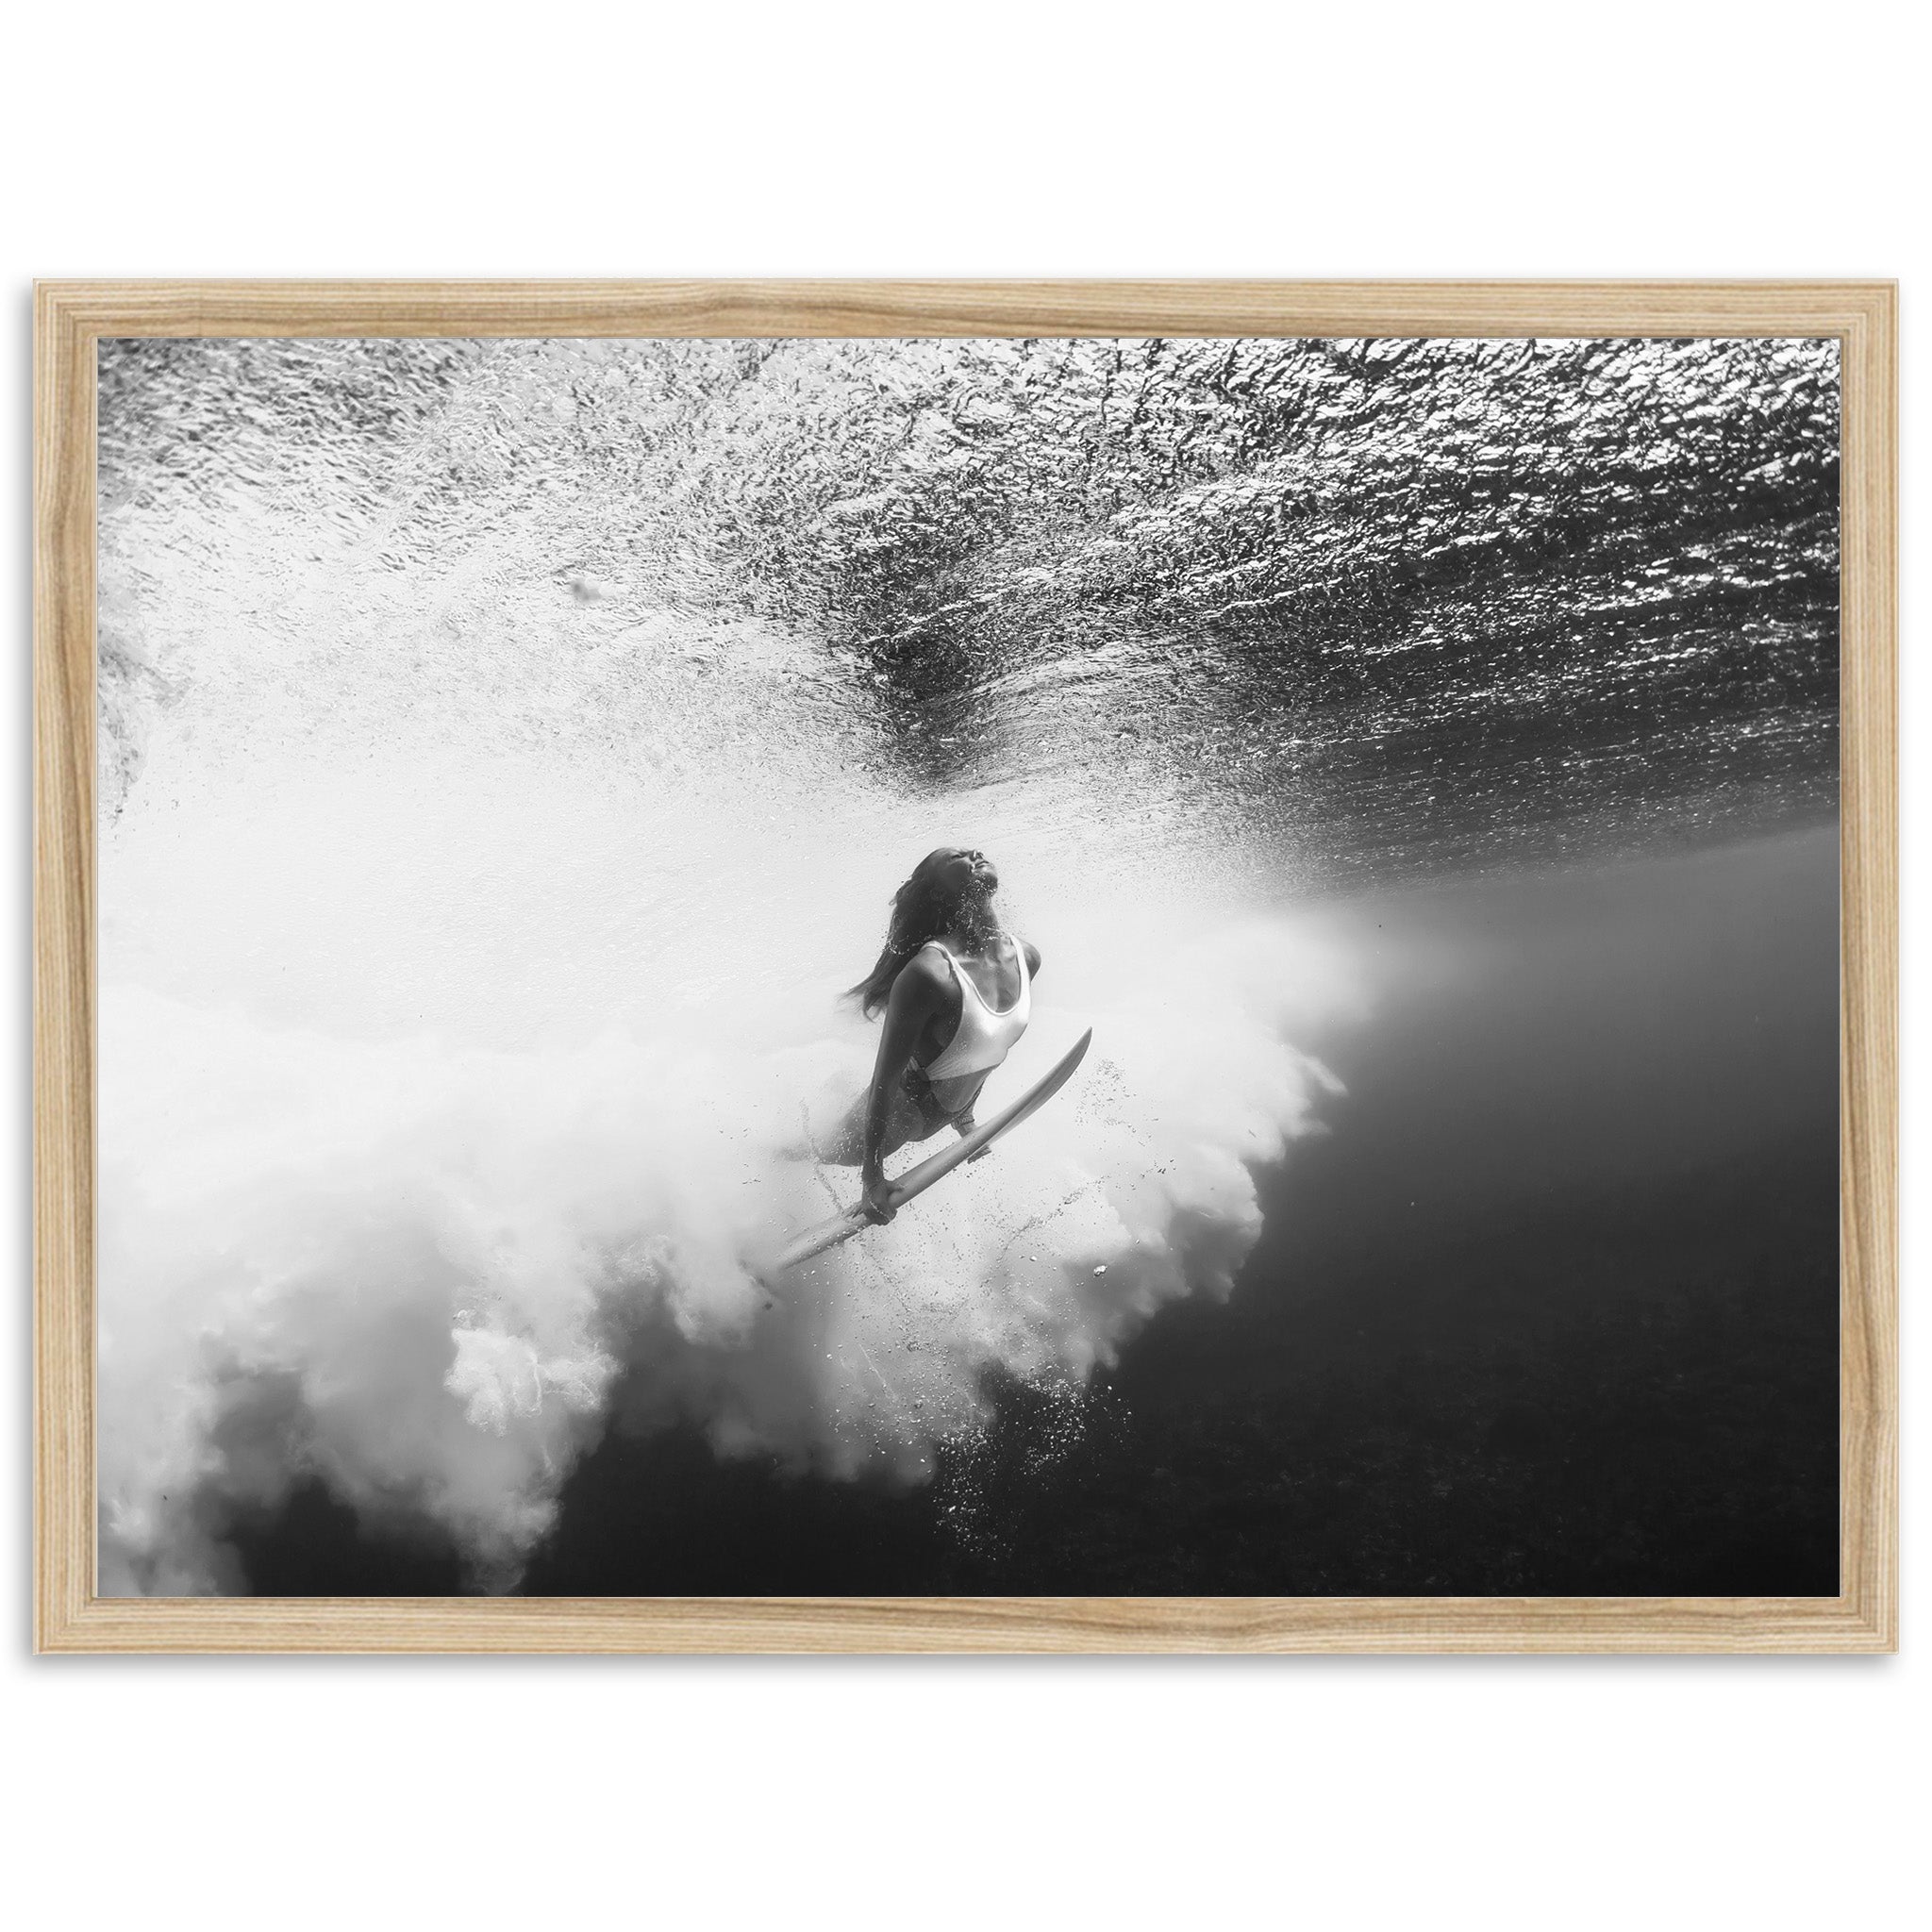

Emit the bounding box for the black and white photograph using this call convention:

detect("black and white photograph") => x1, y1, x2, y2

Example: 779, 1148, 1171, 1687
95, 331, 1841, 1601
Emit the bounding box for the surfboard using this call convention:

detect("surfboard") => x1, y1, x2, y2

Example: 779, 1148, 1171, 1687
770, 1027, 1094, 1272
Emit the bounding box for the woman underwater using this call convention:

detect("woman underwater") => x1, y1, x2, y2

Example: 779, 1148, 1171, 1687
823, 847, 1041, 1224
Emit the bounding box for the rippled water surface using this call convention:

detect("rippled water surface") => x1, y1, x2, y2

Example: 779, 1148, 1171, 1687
101, 335, 1838, 889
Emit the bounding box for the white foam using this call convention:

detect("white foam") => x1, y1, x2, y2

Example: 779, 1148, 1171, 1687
95, 341, 1360, 1592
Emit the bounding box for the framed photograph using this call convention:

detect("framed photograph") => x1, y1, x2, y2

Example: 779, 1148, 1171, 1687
34, 281, 1896, 1653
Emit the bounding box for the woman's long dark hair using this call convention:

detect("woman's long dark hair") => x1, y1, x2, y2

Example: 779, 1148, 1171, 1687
847, 850, 972, 1018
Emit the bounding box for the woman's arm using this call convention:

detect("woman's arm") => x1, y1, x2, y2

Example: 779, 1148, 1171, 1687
860, 957, 946, 1221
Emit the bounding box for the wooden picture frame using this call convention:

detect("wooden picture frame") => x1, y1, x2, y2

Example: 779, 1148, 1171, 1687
34, 280, 1897, 1654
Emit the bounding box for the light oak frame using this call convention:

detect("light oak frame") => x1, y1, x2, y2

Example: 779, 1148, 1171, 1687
33, 281, 1898, 1653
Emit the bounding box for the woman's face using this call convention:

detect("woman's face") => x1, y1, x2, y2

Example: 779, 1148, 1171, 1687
932, 847, 999, 899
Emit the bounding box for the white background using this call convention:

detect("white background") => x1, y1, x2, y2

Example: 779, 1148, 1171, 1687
2, 5, 1922, 1926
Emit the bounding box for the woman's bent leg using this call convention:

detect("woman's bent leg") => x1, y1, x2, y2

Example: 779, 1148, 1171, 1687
816, 1083, 932, 1168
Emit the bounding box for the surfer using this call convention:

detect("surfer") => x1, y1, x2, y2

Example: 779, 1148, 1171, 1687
822, 847, 1041, 1224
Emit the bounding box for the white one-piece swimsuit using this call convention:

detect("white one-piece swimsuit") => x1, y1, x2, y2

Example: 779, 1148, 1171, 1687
909, 938, 1031, 1119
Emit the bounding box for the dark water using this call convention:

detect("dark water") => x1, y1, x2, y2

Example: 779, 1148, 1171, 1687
233, 826, 1840, 1597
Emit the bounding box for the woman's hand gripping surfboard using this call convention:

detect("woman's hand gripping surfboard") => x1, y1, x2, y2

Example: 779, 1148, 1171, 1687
769, 1028, 1093, 1273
